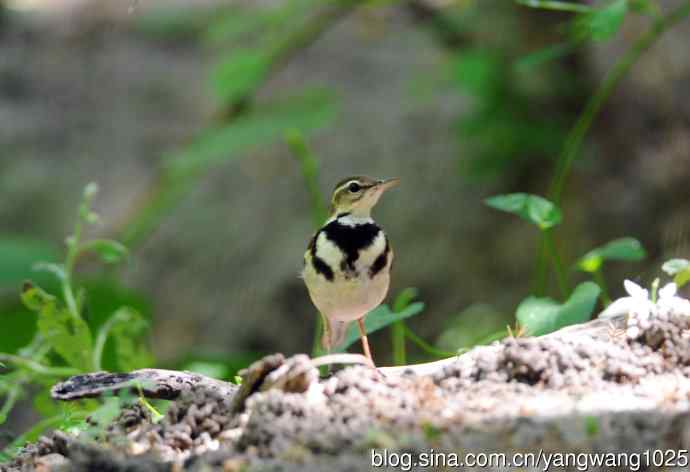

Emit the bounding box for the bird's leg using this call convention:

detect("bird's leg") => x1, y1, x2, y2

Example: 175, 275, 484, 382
357, 318, 375, 368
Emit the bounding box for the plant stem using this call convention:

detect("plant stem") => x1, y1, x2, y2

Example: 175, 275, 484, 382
391, 321, 406, 365
403, 326, 456, 358
117, 1, 361, 249
533, 239, 548, 296
543, 229, 568, 297
0, 383, 21, 424
537, 2, 690, 298
311, 313, 325, 357
63, 219, 82, 321
0, 354, 80, 377
593, 268, 611, 306
515, 0, 594, 13
92, 312, 125, 372
286, 130, 328, 226
548, 2, 690, 204
287, 130, 330, 356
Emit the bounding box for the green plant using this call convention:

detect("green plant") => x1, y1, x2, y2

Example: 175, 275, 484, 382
661, 259, 690, 289
513, 1, 690, 292
0, 183, 153, 461
576, 237, 646, 305
486, 192, 646, 337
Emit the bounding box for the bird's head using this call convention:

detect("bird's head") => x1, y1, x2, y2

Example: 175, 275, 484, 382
329, 176, 400, 218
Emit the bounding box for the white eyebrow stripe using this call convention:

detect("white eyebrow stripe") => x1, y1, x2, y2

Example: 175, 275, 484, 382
336, 180, 359, 193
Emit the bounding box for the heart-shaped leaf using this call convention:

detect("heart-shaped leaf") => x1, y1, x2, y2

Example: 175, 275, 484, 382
662, 258, 690, 288
577, 237, 646, 272
485, 193, 562, 230
336, 302, 425, 352
517, 281, 601, 336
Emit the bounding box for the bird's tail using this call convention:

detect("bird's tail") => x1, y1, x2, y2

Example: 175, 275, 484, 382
321, 315, 350, 352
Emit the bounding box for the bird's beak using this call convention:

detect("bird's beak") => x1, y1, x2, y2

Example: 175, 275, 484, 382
376, 178, 400, 192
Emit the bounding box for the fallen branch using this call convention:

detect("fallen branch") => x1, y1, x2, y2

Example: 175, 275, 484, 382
51, 314, 627, 403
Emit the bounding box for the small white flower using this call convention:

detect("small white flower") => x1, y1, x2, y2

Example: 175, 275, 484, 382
658, 282, 677, 300
624, 279, 649, 299
600, 279, 690, 321
657, 282, 690, 317
599, 280, 654, 320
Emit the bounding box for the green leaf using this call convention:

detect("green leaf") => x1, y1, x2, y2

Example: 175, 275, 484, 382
109, 308, 154, 371
485, 193, 562, 230
21, 284, 93, 371
451, 50, 505, 99
661, 258, 690, 288
517, 281, 601, 336
210, 50, 271, 105
574, 0, 628, 42
79, 239, 128, 265
166, 89, 337, 177
336, 302, 425, 352
577, 237, 646, 272
0, 239, 60, 289
662, 258, 690, 276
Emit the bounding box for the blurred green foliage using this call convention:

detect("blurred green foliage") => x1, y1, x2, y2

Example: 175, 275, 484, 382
0, 185, 153, 460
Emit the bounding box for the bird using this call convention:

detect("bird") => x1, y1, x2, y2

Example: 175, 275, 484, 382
301, 176, 399, 367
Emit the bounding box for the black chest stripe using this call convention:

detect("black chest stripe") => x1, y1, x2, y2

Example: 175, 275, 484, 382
370, 237, 390, 277
322, 220, 381, 272
308, 232, 334, 281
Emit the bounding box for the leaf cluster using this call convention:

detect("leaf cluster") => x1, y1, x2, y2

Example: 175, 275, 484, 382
0, 184, 153, 461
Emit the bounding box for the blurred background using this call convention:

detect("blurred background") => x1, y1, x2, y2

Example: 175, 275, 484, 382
1, 0, 690, 440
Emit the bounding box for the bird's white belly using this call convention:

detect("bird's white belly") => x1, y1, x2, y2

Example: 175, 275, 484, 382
304, 269, 390, 322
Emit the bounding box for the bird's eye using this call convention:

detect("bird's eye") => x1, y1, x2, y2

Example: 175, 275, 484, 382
348, 182, 361, 193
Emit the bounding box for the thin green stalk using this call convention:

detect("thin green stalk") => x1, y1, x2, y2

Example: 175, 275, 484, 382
286, 130, 330, 357
543, 229, 568, 297
63, 228, 82, 322
592, 268, 611, 306
92, 313, 125, 371
403, 326, 456, 358
0, 383, 21, 424
515, 0, 593, 13
391, 321, 406, 365
549, 2, 690, 204
536, 3, 690, 298
0, 354, 80, 377
286, 130, 328, 226
532, 239, 548, 296
312, 313, 324, 357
